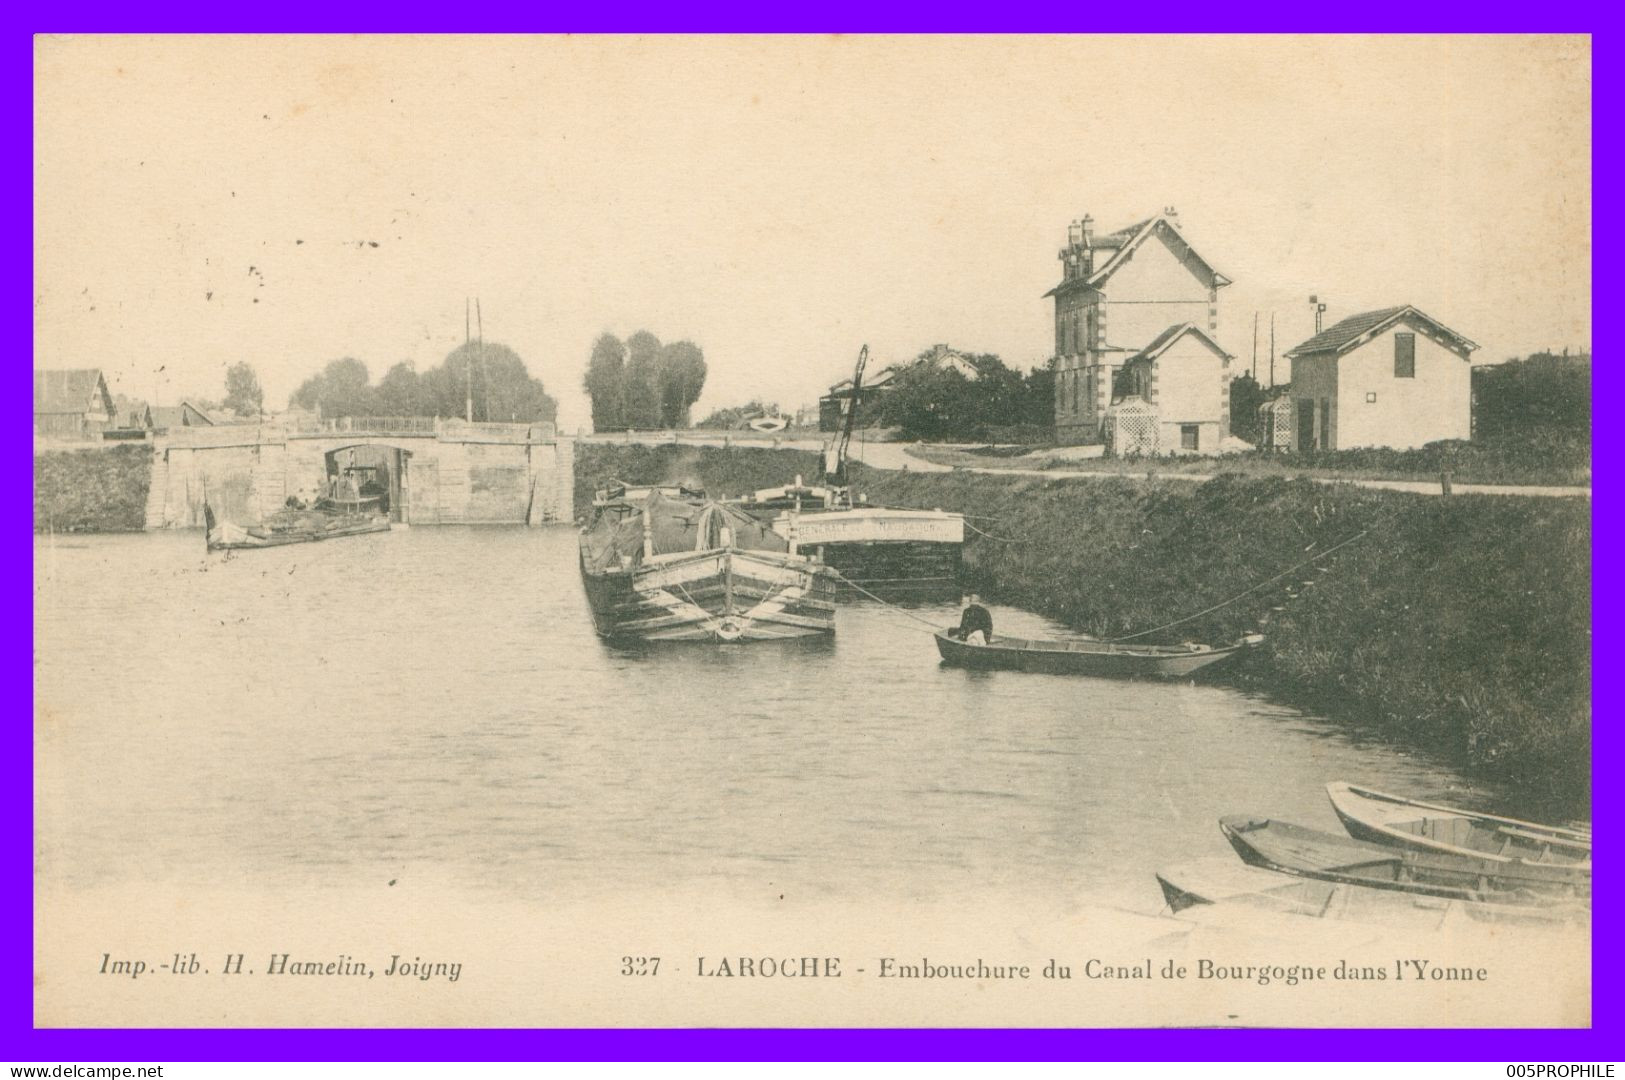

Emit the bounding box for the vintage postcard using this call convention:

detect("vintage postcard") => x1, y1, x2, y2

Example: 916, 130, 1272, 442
33, 34, 1591, 1030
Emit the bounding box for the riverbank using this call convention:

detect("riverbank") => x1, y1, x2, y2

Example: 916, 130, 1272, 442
908, 437, 1592, 488
575, 442, 1591, 812
34, 443, 151, 532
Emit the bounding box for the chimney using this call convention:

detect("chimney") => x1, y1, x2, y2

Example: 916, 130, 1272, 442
1067, 219, 1083, 249
1080, 214, 1094, 246
1163, 206, 1180, 228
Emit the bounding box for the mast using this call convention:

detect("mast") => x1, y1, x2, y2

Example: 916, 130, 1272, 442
824, 344, 868, 490
465, 298, 474, 423
1252, 312, 1258, 380
476, 297, 484, 423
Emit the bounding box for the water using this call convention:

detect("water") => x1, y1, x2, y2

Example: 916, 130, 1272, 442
35, 527, 1508, 911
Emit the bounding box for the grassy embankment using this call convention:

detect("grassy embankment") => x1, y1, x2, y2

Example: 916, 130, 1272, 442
34, 444, 152, 532
907, 438, 1592, 488
576, 442, 1591, 811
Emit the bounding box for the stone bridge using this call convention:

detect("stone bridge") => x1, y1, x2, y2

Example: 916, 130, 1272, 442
145, 417, 574, 528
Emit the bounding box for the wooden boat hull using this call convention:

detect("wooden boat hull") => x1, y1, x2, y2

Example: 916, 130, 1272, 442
1220, 816, 1590, 906
1326, 782, 1591, 871
933, 629, 1245, 679
755, 506, 965, 601
1155, 859, 1588, 928
580, 547, 838, 642
207, 515, 390, 551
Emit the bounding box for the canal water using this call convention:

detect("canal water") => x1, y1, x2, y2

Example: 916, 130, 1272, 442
35, 526, 1508, 913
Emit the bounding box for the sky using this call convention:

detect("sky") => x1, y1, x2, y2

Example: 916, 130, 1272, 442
35, 35, 1591, 430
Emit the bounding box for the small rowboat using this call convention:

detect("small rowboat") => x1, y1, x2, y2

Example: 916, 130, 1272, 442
1155, 858, 1588, 929
1220, 816, 1590, 906
205, 504, 390, 552
1326, 782, 1591, 870
933, 629, 1259, 679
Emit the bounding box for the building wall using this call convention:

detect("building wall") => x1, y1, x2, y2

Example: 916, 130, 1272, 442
1150, 337, 1226, 430
1334, 326, 1471, 450
1290, 353, 1340, 450
1098, 233, 1215, 348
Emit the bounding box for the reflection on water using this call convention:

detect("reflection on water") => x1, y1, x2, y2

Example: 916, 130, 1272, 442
35, 528, 1518, 909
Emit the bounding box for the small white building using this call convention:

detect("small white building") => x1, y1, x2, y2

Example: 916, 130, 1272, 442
1283, 305, 1478, 451
1107, 323, 1235, 454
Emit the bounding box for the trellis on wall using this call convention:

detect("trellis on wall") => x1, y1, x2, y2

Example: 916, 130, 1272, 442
1105, 399, 1159, 456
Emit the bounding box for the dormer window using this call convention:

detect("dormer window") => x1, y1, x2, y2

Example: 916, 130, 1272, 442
1395, 333, 1416, 378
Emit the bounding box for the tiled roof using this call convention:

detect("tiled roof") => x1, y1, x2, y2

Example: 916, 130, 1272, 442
1285, 306, 1478, 358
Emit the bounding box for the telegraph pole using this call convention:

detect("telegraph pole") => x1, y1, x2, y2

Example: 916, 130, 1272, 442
465, 298, 474, 423
1252, 313, 1259, 380
1269, 314, 1276, 386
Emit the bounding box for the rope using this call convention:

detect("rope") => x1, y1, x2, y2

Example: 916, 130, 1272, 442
1107, 529, 1370, 644
825, 568, 943, 634
962, 518, 1026, 544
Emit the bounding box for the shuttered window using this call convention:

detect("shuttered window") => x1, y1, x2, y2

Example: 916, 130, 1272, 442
1395, 332, 1416, 378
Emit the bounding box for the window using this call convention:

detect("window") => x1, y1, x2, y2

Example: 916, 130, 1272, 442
1181, 424, 1199, 451
1366, 392, 1377, 403
1394, 332, 1416, 378
1320, 400, 1331, 449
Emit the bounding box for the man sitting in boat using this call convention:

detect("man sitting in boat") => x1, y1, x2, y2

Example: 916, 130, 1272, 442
949, 594, 993, 645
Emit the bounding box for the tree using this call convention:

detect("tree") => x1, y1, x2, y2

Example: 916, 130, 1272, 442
584, 334, 627, 432
223, 362, 264, 417
656, 340, 708, 428
623, 330, 663, 429
375, 361, 423, 416
289, 357, 373, 418
430, 341, 558, 422
1228, 372, 1268, 445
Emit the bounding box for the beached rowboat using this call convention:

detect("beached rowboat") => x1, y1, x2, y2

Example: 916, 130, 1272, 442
1219, 816, 1590, 906
932, 629, 1257, 679
1155, 858, 1588, 929
1326, 782, 1591, 870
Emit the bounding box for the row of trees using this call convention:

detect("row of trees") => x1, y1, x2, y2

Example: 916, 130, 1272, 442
288, 342, 558, 422
584, 332, 708, 431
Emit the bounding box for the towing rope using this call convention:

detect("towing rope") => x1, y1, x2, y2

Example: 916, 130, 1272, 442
1107, 529, 1370, 644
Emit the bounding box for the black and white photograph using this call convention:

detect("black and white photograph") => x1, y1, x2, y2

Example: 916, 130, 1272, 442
32, 34, 1591, 1028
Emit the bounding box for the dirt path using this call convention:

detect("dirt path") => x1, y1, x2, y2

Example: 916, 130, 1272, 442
578, 432, 1591, 498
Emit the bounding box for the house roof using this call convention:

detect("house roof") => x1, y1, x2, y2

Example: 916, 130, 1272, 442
1045, 213, 1232, 298
34, 369, 111, 414
151, 401, 216, 428
1125, 323, 1234, 365
1284, 305, 1479, 359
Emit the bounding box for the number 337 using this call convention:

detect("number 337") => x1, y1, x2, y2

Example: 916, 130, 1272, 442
621, 956, 660, 976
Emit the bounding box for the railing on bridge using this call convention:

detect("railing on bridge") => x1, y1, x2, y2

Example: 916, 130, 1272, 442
289, 416, 441, 436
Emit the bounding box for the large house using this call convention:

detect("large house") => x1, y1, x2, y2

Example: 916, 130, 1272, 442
34, 368, 115, 440
1048, 208, 1234, 451
1283, 305, 1478, 451
819, 344, 980, 431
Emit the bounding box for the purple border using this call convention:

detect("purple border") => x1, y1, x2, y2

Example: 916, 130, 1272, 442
11, 22, 1611, 1062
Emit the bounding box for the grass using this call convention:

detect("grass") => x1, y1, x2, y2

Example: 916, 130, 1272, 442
580, 443, 1591, 813
34, 444, 153, 532
908, 435, 1592, 488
